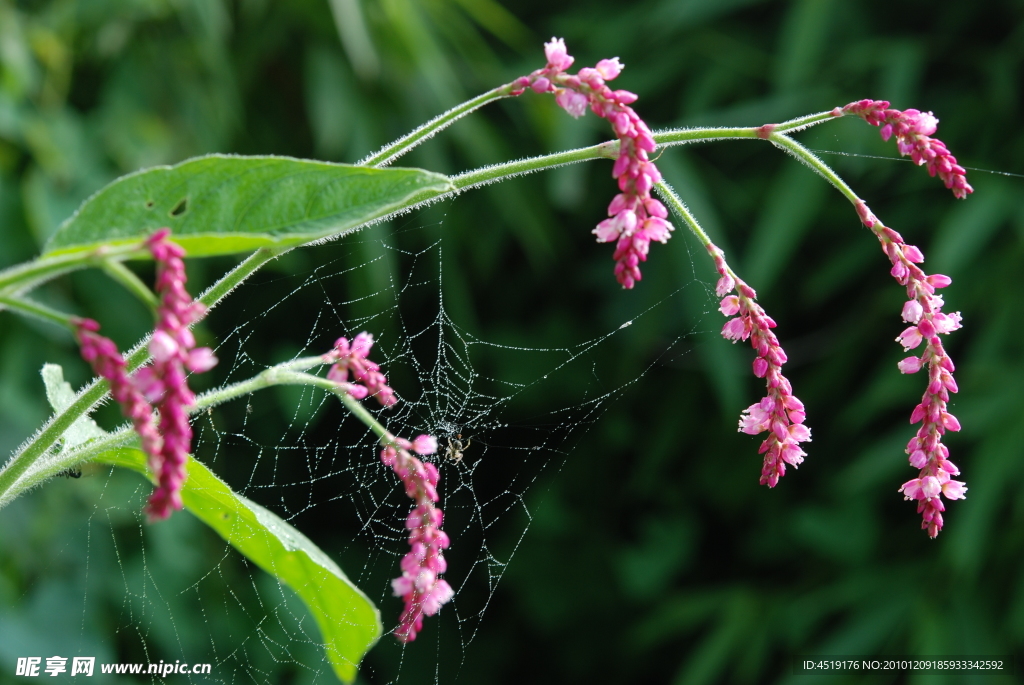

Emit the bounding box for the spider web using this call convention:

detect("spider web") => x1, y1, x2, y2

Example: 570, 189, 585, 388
10, 203, 715, 684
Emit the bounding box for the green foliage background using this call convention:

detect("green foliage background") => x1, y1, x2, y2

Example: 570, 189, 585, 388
2, 0, 1023, 683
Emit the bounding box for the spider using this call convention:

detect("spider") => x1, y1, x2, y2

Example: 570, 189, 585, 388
445, 434, 471, 464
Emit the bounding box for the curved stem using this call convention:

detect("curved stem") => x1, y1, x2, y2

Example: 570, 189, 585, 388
0, 243, 143, 300
360, 83, 518, 168
654, 181, 715, 248
0, 296, 75, 329
449, 114, 842, 194
101, 260, 159, 311
0, 357, 392, 505
768, 133, 863, 207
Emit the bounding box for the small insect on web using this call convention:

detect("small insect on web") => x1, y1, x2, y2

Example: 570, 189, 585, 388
445, 434, 471, 464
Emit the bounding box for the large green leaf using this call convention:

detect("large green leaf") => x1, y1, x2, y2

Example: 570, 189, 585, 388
98, 447, 382, 684
44, 154, 453, 257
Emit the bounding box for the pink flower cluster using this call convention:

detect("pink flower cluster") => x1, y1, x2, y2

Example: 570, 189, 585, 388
324, 332, 397, 407
708, 243, 810, 487
380, 435, 453, 643
842, 100, 973, 199
514, 38, 673, 288
73, 228, 217, 520
855, 202, 966, 537
323, 332, 450, 641
74, 319, 162, 458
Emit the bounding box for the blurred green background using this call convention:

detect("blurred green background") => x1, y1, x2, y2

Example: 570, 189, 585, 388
2, 0, 1023, 683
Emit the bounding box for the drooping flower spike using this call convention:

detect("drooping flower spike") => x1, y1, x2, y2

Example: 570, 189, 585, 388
324, 334, 451, 641
74, 228, 217, 521
854, 201, 965, 537
324, 332, 397, 407
73, 318, 163, 461
707, 243, 811, 486
381, 436, 453, 643
842, 100, 973, 200
513, 38, 673, 289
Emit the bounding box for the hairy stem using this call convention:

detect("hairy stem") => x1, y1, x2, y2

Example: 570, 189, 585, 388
0, 244, 143, 300
449, 114, 841, 193
0, 357, 392, 505
654, 181, 715, 249
768, 133, 864, 207
451, 141, 617, 192
0, 296, 75, 329
357, 73, 837, 170
101, 260, 159, 311
360, 83, 519, 168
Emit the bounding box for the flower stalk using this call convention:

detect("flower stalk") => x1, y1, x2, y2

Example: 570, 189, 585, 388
656, 182, 810, 485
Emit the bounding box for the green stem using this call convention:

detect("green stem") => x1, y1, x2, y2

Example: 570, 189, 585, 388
0, 296, 75, 329
357, 71, 837, 171
102, 260, 159, 311
653, 181, 716, 249
0, 246, 287, 508
360, 83, 518, 168
250, 370, 395, 444
451, 141, 616, 192
768, 133, 863, 207
449, 114, 842, 194
654, 181, 762, 315
0, 243, 142, 300
770, 109, 842, 135
0, 357, 391, 505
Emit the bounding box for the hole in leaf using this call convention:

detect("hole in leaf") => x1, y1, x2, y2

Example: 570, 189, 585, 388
145, 200, 154, 209
170, 198, 188, 217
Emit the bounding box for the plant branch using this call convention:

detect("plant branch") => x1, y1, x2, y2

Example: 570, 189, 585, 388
449, 113, 842, 194
0, 243, 143, 300
653, 181, 716, 249
0, 356, 393, 505
0, 108, 850, 508
768, 133, 863, 207
101, 260, 159, 311
0, 246, 288, 508
360, 83, 519, 168
0, 297, 75, 329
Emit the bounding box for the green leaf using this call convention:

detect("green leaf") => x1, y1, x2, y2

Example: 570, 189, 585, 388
44, 154, 453, 257
97, 447, 382, 684
40, 363, 107, 449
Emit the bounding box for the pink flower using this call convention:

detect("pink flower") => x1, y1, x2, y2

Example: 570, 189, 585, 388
554, 89, 589, 118
143, 228, 218, 521
517, 39, 674, 288
862, 212, 965, 537
411, 434, 438, 456
843, 100, 973, 199
73, 318, 163, 461
595, 57, 623, 80
73, 228, 217, 522
327, 333, 397, 407
325, 334, 450, 642
543, 37, 573, 72
382, 436, 452, 643
707, 243, 810, 487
